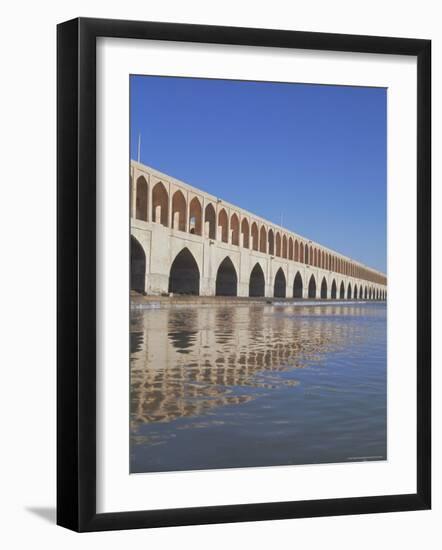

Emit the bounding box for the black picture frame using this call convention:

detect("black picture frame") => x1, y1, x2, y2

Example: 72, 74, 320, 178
57, 17, 431, 532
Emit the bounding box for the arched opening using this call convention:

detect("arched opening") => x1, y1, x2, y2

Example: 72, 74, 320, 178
230, 213, 240, 246
304, 244, 308, 264
130, 236, 146, 293
241, 218, 249, 248
288, 237, 293, 260
268, 229, 275, 255
339, 281, 345, 299
251, 222, 259, 251
282, 235, 288, 259
353, 284, 358, 299
276, 232, 281, 257
331, 279, 337, 299
364, 287, 368, 299
259, 226, 267, 253
310, 246, 314, 265
293, 272, 303, 298
135, 176, 148, 221
172, 190, 187, 232
308, 274, 316, 298
218, 208, 228, 243
295, 240, 299, 261
347, 283, 352, 299
249, 263, 265, 297
273, 268, 286, 298
216, 257, 238, 296
189, 197, 202, 235
168, 248, 200, 295
320, 277, 327, 299
359, 286, 363, 299
152, 182, 168, 226
204, 203, 216, 239
314, 248, 318, 267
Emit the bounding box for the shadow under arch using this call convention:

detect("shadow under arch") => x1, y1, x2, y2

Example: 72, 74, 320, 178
339, 281, 345, 299
168, 248, 200, 295
308, 274, 316, 298
131, 235, 146, 293
320, 277, 327, 299
216, 257, 238, 296
293, 271, 303, 298
331, 279, 337, 299
274, 268, 286, 298
249, 263, 265, 297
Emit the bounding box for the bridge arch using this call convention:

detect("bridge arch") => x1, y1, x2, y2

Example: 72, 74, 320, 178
249, 263, 265, 297
135, 176, 148, 221
304, 244, 308, 264
274, 268, 286, 298
295, 240, 299, 261
320, 277, 327, 299
231, 213, 240, 246
308, 274, 316, 298
293, 271, 303, 298
218, 208, 228, 243
172, 189, 187, 231
241, 218, 249, 248
251, 222, 259, 251
353, 284, 358, 299
189, 197, 202, 235
130, 235, 146, 293
168, 248, 200, 295
331, 279, 337, 299
288, 237, 293, 260
275, 232, 281, 257
282, 235, 288, 259
268, 229, 275, 255
216, 257, 238, 296
347, 282, 352, 299
204, 203, 216, 239
339, 281, 345, 299
260, 225, 267, 253
364, 286, 368, 299
359, 285, 363, 299
152, 181, 168, 226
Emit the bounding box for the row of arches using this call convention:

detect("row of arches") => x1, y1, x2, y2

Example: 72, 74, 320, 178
132, 239, 386, 300
133, 174, 386, 286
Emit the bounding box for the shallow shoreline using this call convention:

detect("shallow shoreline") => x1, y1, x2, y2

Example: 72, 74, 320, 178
130, 293, 383, 309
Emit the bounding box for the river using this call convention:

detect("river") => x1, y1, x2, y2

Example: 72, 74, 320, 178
130, 302, 387, 473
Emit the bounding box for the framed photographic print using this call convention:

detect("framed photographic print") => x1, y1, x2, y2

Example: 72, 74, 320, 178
57, 17, 431, 531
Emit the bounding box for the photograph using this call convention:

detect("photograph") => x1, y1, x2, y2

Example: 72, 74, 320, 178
129, 75, 388, 474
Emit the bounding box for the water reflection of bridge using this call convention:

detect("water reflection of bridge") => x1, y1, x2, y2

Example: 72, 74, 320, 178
130, 304, 378, 429
130, 161, 387, 300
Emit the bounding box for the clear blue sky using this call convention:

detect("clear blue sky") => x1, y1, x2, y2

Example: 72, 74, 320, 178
130, 75, 387, 273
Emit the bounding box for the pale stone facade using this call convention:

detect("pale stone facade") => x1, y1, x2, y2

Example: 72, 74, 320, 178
130, 160, 387, 300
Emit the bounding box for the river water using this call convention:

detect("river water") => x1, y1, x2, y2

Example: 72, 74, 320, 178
130, 302, 387, 473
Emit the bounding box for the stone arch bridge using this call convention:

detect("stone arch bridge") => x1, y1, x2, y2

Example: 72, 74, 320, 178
130, 161, 387, 301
